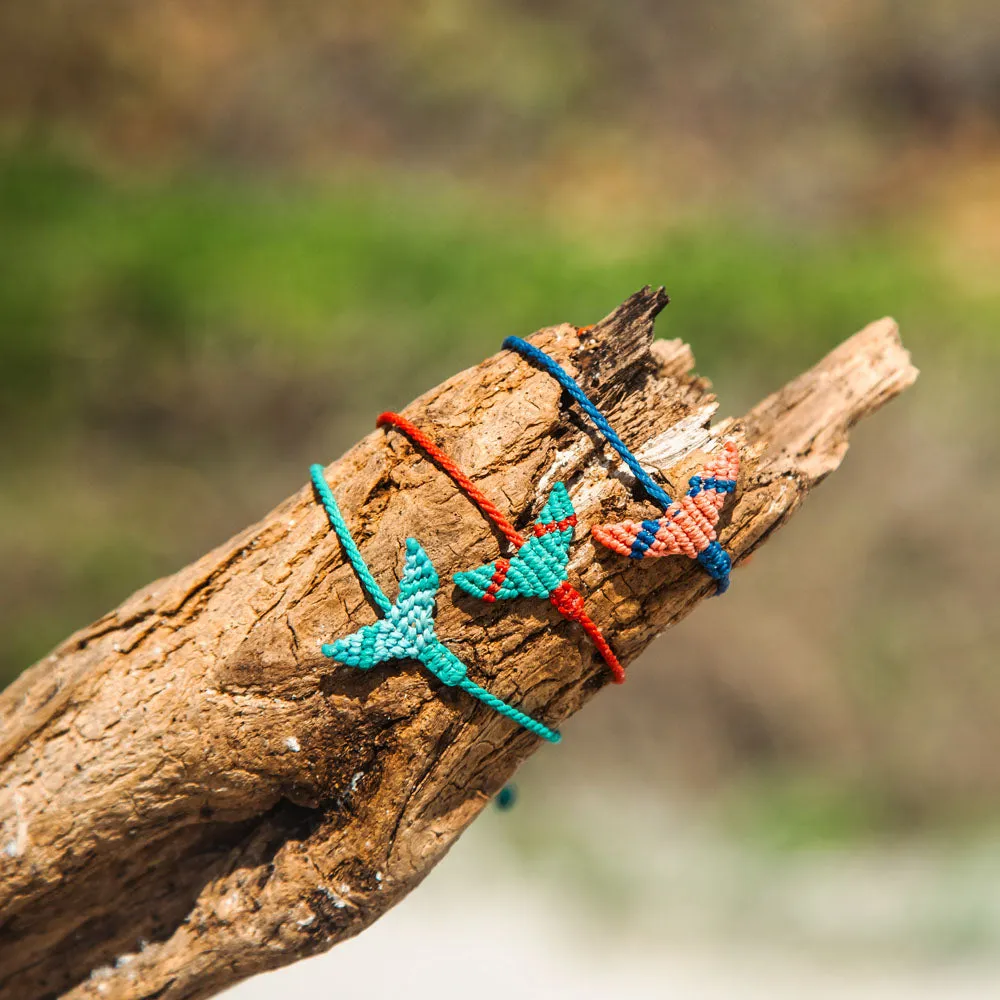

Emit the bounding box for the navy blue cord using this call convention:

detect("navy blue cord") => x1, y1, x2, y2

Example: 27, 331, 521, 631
502, 336, 674, 511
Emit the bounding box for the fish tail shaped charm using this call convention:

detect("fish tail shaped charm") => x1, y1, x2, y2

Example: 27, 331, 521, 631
592, 441, 739, 593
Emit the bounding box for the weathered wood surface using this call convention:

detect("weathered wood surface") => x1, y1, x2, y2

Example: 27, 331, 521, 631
0, 288, 917, 1000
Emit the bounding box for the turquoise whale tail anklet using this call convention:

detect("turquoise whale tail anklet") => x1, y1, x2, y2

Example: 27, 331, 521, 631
502, 335, 739, 594
310, 465, 561, 743
376, 412, 625, 683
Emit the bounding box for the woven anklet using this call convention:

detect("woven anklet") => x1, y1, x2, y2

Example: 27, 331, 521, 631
376, 412, 625, 683
310, 465, 561, 743
502, 336, 739, 594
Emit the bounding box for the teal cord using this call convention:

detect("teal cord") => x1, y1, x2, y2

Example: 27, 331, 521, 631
310, 465, 393, 616
309, 464, 561, 744
457, 677, 560, 743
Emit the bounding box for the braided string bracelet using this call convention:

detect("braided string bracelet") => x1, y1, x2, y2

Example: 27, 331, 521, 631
502, 336, 740, 594
309, 465, 561, 743
376, 412, 625, 684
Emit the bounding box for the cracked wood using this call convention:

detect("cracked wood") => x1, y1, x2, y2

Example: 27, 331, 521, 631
0, 288, 918, 1000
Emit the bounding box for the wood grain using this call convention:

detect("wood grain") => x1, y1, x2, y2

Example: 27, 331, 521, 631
0, 288, 917, 1000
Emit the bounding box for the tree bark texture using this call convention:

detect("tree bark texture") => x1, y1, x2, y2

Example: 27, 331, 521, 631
0, 289, 918, 1000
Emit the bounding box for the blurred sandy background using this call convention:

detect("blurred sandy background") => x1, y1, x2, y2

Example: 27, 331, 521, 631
1, 2, 999, 996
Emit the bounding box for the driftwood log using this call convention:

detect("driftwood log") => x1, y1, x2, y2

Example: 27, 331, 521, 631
0, 288, 917, 1000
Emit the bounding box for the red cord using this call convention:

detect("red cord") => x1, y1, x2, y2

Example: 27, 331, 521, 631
376, 412, 525, 549
549, 581, 625, 683
377, 411, 625, 683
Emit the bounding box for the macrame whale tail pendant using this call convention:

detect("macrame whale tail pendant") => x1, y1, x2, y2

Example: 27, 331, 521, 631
322, 537, 467, 684
453, 481, 575, 602
452, 481, 624, 679
592, 440, 740, 592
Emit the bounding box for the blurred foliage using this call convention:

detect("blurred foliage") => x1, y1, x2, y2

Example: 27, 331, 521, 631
2, 0, 998, 224
2, 145, 997, 434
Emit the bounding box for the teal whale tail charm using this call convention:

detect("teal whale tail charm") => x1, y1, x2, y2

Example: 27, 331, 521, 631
454, 482, 576, 602
452, 480, 626, 683
310, 465, 560, 743
322, 538, 467, 685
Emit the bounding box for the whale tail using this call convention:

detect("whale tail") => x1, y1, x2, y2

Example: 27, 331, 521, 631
324, 537, 439, 668
454, 482, 576, 602
592, 441, 739, 565
313, 467, 558, 739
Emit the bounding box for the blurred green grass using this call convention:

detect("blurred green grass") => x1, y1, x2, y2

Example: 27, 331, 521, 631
3, 146, 997, 431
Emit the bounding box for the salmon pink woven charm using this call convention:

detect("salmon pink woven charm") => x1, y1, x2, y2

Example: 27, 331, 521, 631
591, 441, 739, 592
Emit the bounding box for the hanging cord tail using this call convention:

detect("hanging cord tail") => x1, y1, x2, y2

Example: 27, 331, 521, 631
548, 581, 625, 683
376, 412, 525, 549
495, 784, 518, 810
697, 541, 732, 595
309, 464, 393, 615
501, 336, 675, 511
377, 411, 626, 683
